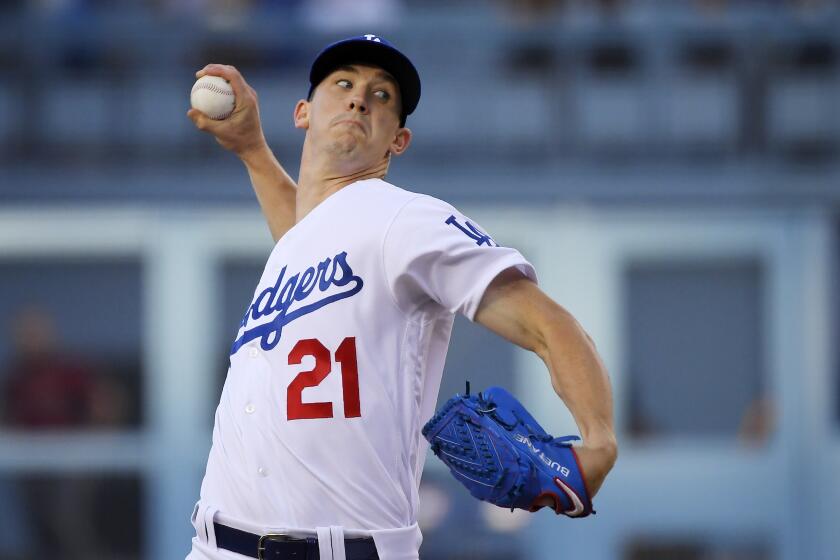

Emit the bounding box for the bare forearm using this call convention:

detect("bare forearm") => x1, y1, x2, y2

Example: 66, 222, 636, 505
241, 144, 298, 243
535, 307, 617, 496
536, 307, 616, 450
475, 270, 617, 496
475, 271, 616, 447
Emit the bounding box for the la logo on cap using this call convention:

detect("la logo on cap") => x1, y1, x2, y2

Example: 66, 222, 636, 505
363, 34, 381, 42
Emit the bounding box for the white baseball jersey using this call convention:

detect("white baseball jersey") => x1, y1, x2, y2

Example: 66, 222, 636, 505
190, 178, 536, 559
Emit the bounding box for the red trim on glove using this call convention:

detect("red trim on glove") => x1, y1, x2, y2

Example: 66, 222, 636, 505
528, 492, 562, 515
569, 446, 592, 502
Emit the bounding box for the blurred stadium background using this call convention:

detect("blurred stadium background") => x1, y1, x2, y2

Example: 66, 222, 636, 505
1, 0, 838, 558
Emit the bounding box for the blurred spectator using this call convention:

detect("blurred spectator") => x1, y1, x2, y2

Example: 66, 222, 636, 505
625, 538, 770, 560
594, 0, 623, 18
504, 0, 635, 28
738, 394, 775, 446
153, 0, 253, 28
2, 306, 122, 429
695, 0, 729, 19
496, 0, 564, 26
0, 307, 129, 559
494, 0, 561, 84
18, 475, 108, 560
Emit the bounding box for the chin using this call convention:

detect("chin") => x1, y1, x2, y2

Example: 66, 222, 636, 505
330, 137, 365, 159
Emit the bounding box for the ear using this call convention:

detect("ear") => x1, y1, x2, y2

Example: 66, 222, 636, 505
388, 127, 412, 156
294, 99, 310, 130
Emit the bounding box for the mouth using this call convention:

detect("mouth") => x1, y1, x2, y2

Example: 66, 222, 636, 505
335, 119, 366, 132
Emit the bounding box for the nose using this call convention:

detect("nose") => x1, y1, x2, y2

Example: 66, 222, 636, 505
347, 96, 367, 114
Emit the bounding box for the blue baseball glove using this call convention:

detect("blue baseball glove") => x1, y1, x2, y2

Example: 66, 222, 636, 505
422, 384, 594, 517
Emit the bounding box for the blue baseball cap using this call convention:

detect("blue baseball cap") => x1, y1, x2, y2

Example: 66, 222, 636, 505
308, 34, 421, 126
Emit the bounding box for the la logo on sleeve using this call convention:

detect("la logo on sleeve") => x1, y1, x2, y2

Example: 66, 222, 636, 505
445, 215, 498, 247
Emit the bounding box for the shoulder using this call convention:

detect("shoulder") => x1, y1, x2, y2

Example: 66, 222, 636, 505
373, 180, 458, 214
356, 178, 420, 202
350, 179, 458, 221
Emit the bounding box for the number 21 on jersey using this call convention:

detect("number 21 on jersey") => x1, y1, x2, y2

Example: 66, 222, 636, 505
286, 337, 361, 420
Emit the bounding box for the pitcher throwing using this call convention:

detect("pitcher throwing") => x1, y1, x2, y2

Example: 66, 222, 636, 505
186, 35, 617, 560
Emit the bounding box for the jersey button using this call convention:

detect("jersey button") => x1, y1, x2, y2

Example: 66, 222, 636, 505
257, 467, 268, 477
248, 347, 259, 358
245, 404, 256, 414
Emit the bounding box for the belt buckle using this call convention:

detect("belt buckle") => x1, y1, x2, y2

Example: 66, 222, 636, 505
257, 533, 289, 560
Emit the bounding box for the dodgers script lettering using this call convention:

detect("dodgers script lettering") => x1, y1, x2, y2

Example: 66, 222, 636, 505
230, 251, 364, 355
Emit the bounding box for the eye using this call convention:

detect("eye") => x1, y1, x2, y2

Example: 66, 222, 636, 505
336, 79, 352, 89
374, 90, 391, 101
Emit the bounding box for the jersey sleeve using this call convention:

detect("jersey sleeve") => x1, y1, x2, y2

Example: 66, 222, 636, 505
382, 195, 537, 320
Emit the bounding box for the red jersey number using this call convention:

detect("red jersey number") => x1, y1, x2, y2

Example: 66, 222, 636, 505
286, 337, 361, 420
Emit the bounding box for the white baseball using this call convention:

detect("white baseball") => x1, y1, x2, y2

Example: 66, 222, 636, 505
191, 75, 235, 120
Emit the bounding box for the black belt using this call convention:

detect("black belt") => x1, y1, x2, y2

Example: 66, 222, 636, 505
214, 522, 380, 560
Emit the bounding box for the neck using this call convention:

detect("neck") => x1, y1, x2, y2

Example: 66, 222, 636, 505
295, 148, 390, 223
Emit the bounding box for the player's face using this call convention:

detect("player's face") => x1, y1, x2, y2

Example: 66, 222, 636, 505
296, 64, 411, 170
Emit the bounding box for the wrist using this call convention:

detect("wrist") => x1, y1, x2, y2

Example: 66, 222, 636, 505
238, 138, 271, 166
573, 438, 617, 499
582, 430, 617, 458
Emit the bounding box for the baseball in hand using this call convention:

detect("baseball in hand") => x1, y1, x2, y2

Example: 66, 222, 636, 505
191, 75, 235, 120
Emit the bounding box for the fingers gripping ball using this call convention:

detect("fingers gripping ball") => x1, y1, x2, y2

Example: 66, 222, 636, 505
422, 385, 594, 518
191, 75, 235, 120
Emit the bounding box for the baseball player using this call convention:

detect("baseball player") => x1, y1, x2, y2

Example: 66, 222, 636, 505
186, 35, 617, 560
